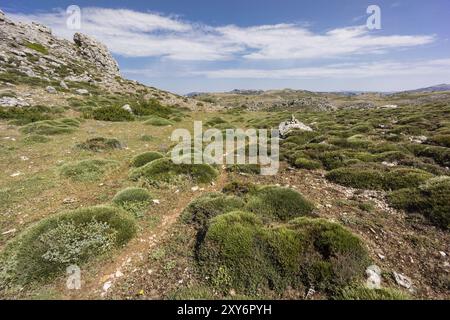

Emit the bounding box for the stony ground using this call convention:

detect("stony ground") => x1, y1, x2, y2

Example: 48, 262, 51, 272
1, 109, 447, 300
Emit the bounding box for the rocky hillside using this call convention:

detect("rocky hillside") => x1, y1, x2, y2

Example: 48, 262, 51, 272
192, 87, 450, 112
0, 10, 212, 110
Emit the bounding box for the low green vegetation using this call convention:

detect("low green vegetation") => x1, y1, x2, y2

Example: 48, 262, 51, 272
326, 165, 433, 191
76, 137, 123, 152
130, 151, 164, 167
335, 286, 410, 300
24, 41, 49, 55
20, 119, 80, 135
0, 206, 136, 287
143, 116, 174, 126
129, 157, 218, 184
89, 106, 134, 122
245, 185, 315, 221
112, 187, 153, 218
181, 192, 245, 228
59, 159, 119, 182
388, 176, 450, 229
180, 184, 369, 297
197, 212, 369, 295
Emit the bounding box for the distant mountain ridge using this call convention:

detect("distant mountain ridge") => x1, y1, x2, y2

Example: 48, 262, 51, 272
397, 84, 450, 94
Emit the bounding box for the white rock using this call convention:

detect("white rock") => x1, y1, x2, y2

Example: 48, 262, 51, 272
279, 115, 313, 137
0, 97, 30, 107
409, 136, 428, 144
102, 281, 112, 292
1, 228, 16, 235
10, 171, 22, 177
115, 271, 124, 278
121, 104, 133, 114
365, 265, 382, 289
393, 272, 413, 289
439, 251, 447, 258
46, 86, 57, 94
60, 80, 69, 90
75, 89, 89, 95
152, 199, 160, 205
191, 186, 200, 192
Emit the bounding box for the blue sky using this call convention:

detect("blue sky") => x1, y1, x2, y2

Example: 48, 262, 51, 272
3, 0, 450, 93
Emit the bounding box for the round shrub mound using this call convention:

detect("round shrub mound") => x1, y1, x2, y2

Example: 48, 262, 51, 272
144, 116, 173, 126
113, 187, 153, 206
245, 186, 315, 221
129, 157, 218, 184
112, 187, 153, 218
197, 212, 369, 295
20, 118, 80, 135
222, 181, 257, 197
91, 106, 134, 122
60, 159, 119, 181
388, 176, 450, 229
294, 157, 322, 170
181, 192, 245, 228
76, 137, 123, 152
0, 206, 136, 286
131, 151, 164, 168
326, 165, 433, 191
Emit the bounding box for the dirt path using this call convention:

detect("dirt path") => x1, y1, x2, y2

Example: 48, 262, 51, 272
65, 171, 230, 299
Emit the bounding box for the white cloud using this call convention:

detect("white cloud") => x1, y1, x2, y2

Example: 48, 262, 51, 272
192, 59, 450, 79
7, 7, 435, 61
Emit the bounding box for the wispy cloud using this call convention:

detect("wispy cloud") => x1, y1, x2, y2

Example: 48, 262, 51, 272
8, 7, 435, 61
191, 59, 450, 79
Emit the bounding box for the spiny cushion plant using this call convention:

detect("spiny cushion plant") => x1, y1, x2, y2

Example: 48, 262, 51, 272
76, 137, 123, 152
0, 206, 136, 287
325, 165, 433, 191
294, 157, 322, 170
112, 187, 153, 218
59, 159, 119, 182
90, 106, 134, 122
388, 176, 450, 229
245, 185, 315, 221
196, 212, 369, 295
143, 116, 174, 126
20, 118, 80, 135
181, 192, 245, 228
129, 157, 218, 184
222, 181, 257, 197
130, 151, 164, 168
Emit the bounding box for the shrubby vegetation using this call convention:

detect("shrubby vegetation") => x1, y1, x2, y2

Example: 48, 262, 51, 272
130, 151, 164, 167
0, 206, 136, 287
112, 187, 153, 218
197, 212, 369, 295
20, 118, 80, 135
129, 157, 218, 184
388, 176, 450, 229
76, 137, 123, 152
59, 159, 119, 181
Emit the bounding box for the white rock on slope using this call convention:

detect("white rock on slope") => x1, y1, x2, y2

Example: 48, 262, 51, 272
279, 114, 313, 137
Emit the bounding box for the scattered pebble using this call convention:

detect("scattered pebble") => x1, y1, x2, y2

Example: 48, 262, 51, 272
10, 171, 22, 177
393, 272, 413, 289
152, 199, 160, 205
191, 186, 199, 192
1, 228, 16, 235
